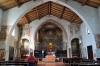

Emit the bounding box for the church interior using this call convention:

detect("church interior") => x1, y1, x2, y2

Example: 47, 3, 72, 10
0, 0, 100, 66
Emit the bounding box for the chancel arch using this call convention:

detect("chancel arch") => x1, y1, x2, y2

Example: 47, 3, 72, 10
35, 21, 66, 51
33, 19, 68, 58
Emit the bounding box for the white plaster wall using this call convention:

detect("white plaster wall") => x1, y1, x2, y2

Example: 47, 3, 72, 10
97, 7, 100, 34
66, 1, 100, 34
0, 41, 5, 49
7, 36, 15, 47
80, 23, 96, 60
98, 7, 100, 22
2, 10, 8, 26
0, 9, 3, 31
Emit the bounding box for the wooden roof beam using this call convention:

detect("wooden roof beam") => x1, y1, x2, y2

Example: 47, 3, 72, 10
90, 0, 100, 5
15, 0, 22, 7
24, 15, 31, 24
48, 1, 51, 15
60, 6, 65, 18
35, 8, 41, 19
81, 0, 88, 6
71, 14, 77, 23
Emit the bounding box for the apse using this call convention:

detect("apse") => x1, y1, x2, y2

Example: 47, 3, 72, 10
35, 22, 63, 51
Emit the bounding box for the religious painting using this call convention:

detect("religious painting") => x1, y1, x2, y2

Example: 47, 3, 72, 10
0, 49, 5, 61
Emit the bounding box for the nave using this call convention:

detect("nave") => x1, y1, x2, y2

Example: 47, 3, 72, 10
0, 0, 100, 66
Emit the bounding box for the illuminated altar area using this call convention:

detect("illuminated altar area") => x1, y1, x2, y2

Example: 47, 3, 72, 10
33, 22, 68, 62
35, 22, 64, 51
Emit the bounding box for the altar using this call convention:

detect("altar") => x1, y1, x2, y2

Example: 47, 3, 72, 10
37, 49, 65, 66
45, 54, 56, 62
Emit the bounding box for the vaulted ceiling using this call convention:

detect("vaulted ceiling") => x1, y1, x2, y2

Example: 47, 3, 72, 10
17, 1, 82, 26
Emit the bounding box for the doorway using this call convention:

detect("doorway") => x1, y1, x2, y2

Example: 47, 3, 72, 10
71, 38, 80, 58
87, 45, 93, 60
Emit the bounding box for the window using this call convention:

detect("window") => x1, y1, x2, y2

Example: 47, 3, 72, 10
87, 28, 90, 35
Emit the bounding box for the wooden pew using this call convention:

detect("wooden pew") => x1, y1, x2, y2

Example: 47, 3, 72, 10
0, 61, 29, 66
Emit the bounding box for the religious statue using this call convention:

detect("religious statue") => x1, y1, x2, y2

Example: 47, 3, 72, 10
48, 43, 54, 52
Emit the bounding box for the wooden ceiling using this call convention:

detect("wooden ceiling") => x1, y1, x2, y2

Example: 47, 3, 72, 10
0, 0, 100, 10
76, 0, 100, 8
0, 0, 31, 10
0, 0, 99, 26
17, 1, 82, 27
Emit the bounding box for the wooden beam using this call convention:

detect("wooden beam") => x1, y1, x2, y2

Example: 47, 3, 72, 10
90, 0, 100, 5
35, 8, 40, 19
15, 0, 31, 7
81, 0, 88, 6
71, 14, 82, 24
70, 13, 77, 23
48, 1, 51, 15
15, 0, 22, 7
60, 6, 65, 18
25, 15, 31, 24
90, 0, 100, 4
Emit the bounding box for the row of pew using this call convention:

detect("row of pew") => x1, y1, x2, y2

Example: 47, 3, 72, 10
63, 58, 100, 66
0, 61, 29, 66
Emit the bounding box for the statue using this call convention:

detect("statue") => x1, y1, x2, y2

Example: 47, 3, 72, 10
48, 43, 54, 52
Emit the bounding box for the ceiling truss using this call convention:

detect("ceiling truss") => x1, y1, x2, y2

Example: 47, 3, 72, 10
18, 1, 82, 26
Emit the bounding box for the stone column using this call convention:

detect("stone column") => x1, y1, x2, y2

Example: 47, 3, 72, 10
14, 26, 23, 61
5, 41, 9, 61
